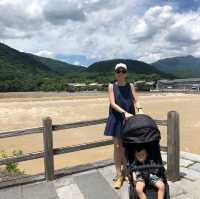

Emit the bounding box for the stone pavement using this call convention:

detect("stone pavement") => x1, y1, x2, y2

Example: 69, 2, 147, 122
1, 151, 200, 199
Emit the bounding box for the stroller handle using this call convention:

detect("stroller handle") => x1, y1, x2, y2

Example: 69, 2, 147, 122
129, 164, 164, 172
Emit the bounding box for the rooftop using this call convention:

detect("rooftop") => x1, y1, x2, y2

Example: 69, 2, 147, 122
158, 78, 200, 84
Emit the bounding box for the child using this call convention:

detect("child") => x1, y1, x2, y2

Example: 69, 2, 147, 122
131, 148, 165, 199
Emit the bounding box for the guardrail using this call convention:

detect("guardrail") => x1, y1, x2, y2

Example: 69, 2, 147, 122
0, 111, 180, 186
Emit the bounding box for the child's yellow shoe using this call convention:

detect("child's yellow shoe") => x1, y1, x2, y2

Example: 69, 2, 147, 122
113, 174, 123, 189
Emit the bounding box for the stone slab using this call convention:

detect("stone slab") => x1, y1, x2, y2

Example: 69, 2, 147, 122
53, 176, 74, 189
0, 185, 22, 199
188, 163, 200, 172
180, 167, 200, 181
173, 193, 199, 199
180, 159, 194, 168
22, 181, 58, 199
74, 170, 121, 199
99, 165, 129, 199
168, 182, 186, 198
57, 183, 84, 199
174, 179, 200, 199
181, 152, 200, 163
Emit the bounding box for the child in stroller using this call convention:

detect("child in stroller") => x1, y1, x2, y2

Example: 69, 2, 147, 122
131, 146, 165, 199
121, 114, 170, 199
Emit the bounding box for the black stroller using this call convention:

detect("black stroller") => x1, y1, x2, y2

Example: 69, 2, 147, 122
121, 114, 170, 199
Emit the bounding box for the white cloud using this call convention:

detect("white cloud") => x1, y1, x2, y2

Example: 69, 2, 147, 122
73, 61, 81, 66
127, 5, 200, 62
43, 0, 86, 25
26, 0, 43, 18
0, 0, 200, 64
35, 50, 56, 59
166, 11, 200, 45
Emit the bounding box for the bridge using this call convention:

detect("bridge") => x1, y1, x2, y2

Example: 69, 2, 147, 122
1, 111, 200, 198
1, 152, 200, 199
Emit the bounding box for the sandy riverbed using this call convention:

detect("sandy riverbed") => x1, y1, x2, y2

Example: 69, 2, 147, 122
0, 91, 199, 175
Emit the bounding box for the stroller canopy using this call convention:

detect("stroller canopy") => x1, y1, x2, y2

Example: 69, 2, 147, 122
121, 114, 161, 144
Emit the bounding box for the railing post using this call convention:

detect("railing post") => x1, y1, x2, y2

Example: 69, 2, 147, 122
167, 111, 180, 181
43, 117, 54, 181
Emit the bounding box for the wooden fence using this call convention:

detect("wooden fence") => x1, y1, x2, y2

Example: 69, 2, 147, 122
0, 111, 180, 186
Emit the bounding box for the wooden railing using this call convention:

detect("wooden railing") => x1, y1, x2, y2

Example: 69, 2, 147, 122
0, 111, 180, 185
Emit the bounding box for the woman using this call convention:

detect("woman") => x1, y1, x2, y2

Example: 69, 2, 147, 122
104, 63, 144, 189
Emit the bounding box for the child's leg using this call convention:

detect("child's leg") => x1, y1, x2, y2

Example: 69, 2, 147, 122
135, 181, 147, 199
154, 180, 165, 199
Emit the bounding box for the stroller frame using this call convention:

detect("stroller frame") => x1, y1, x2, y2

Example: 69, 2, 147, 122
121, 114, 170, 199
124, 142, 170, 199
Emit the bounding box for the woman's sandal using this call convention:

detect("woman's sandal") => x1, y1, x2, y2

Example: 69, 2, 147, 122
113, 174, 124, 189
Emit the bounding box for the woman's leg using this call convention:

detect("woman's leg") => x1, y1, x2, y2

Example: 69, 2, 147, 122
113, 137, 122, 175
113, 137, 124, 189
120, 143, 128, 173
113, 137, 128, 174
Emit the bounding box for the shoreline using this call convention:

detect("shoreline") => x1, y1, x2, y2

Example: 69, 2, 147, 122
0, 90, 199, 101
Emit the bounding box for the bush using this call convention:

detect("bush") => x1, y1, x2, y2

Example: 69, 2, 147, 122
0, 150, 25, 174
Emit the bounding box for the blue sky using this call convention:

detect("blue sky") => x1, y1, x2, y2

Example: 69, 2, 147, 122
0, 0, 200, 66
144, 0, 200, 12
164, 0, 200, 12
56, 54, 97, 66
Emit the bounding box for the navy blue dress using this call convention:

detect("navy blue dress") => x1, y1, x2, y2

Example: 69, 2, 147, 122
104, 81, 135, 137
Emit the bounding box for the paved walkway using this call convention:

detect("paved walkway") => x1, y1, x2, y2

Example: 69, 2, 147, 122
1, 151, 200, 199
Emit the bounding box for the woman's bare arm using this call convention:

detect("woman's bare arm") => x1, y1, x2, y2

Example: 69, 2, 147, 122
108, 83, 126, 113
130, 83, 144, 113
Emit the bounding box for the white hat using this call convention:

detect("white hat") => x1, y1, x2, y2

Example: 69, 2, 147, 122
115, 63, 127, 71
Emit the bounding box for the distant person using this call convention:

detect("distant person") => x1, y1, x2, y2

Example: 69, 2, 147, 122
104, 63, 144, 189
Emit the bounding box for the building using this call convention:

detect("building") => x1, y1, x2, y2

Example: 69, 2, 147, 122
135, 80, 155, 91
65, 82, 105, 91
156, 78, 200, 91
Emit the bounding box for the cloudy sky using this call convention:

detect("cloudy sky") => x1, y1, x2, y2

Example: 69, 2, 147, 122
0, 0, 200, 66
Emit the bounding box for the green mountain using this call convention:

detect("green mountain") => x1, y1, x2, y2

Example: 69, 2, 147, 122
152, 55, 200, 78
87, 59, 174, 78
0, 42, 56, 79
0, 42, 85, 91
0, 42, 85, 78
31, 54, 85, 74
0, 42, 175, 92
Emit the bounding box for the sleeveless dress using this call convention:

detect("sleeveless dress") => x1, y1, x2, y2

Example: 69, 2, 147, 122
104, 81, 135, 137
